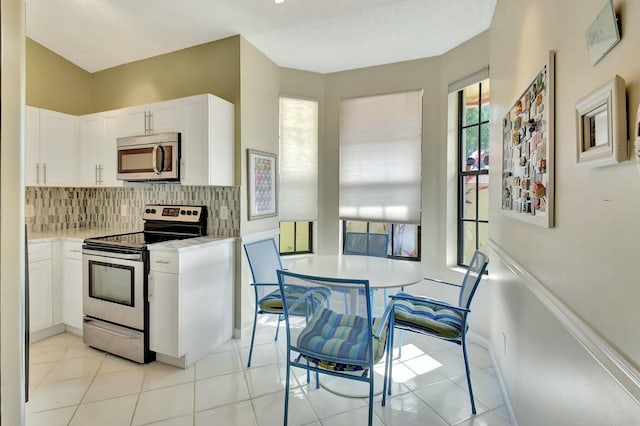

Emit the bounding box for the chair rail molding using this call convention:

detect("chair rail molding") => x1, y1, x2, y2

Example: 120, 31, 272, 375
489, 240, 640, 405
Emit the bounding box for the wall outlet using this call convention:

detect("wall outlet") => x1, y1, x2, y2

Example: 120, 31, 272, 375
25, 204, 35, 218
121, 205, 127, 216
220, 205, 228, 220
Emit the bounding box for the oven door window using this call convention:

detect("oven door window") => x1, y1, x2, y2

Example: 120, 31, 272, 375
118, 145, 175, 174
89, 260, 135, 306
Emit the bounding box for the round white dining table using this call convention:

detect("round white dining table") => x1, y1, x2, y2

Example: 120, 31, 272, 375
282, 254, 423, 289
282, 254, 423, 398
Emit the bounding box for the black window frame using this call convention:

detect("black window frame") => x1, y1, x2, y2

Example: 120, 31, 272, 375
457, 81, 490, 267
279, 221, 313, 256
341, 220, 421, 261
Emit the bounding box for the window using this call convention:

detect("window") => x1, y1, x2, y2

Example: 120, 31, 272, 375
457, 80, 490, 266
278, 97, 318, 255
343, 220, 420, 260
339, 90, 423, 260
279, 221, 313, 255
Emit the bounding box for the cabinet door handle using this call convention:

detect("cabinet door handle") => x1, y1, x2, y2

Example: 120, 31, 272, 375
148, 111, 153, 133
95, 164, 99, 185
98, 165, 103, 185
36, 164, 40, 185
43, 163, 47, 185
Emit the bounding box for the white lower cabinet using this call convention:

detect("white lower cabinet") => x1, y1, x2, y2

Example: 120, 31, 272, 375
28, 242, 53, 333
61, 241, 83, 331
149, 239, 234, 368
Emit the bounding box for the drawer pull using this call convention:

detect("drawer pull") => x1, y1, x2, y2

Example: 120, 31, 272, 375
154, 260, 171, 264
69, 249, 81, 253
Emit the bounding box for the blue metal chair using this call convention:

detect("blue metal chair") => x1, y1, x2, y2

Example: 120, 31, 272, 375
277, 269, 393, 426
382, 250, 489, 414
243, 238, 287, 368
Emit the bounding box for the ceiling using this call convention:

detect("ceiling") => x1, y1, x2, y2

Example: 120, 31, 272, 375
25, 0, 496, 74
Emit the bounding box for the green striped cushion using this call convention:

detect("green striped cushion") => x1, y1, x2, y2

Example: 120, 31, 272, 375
393, 293, 464, 340
259, 286, 329, 315
297, 307, 387, 372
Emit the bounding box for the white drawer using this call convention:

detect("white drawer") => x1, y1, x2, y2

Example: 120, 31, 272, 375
149, 251, 180, 274
28, 242, 52, 262
62, 241, 83, 260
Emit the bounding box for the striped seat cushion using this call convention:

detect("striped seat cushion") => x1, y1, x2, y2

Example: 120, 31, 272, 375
393, 293, 464, 340
259, 286, 330, 315
297, 307, 387, 372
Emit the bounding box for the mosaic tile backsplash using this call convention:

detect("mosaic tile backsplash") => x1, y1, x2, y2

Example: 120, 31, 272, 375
26, 185, 240, 237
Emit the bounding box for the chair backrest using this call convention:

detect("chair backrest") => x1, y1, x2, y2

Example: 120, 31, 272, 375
277, 269, 375, 368
458, 250, 489, 309
344, 232, 388, 258
243, 238, 283, 285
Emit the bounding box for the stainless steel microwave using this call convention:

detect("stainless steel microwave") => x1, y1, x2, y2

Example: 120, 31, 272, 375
116, 132, 180, 182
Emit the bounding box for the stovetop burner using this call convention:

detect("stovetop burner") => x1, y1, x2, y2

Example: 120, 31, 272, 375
84, 204, 208, 250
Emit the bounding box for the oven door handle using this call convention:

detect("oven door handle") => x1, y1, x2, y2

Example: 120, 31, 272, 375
83, 318, 141, 339
82, 249, 143, 261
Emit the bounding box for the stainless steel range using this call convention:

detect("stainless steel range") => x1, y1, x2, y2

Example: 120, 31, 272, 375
82, 204, 208, 363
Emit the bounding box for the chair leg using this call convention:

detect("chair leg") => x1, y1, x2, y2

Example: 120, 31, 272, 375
284, 353, 291, 426
368, 377, 374, 426
247, 308, 259, 368
461, 335, 477, 415
387, 319, 396, 397
274, 314, 281, 341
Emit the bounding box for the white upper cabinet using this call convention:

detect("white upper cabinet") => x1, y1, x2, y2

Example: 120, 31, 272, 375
29, 93, 234, 187
25, 106, 41, 186
79, 111, 123, 187
179, 94, 235, 186
119, 100, 181, 137
26, 107, 79, 187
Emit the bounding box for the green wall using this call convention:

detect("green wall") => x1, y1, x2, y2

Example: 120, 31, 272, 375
92, 36, 240, 111
26, 38, 93, 115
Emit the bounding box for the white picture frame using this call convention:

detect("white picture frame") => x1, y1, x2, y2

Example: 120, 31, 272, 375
586, 0, 620, 66
247, 149, 278, 220
575, 75, 627, 168
501, 50, 555, 228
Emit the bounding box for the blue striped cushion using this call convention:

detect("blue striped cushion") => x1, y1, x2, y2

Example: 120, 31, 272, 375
259, 286, 329, 315
393, 293, 464, 340
297, 307, 387, 372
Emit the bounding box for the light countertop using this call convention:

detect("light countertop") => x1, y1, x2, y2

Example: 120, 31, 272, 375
27, 228, 124, 243
148, 236, 235, 253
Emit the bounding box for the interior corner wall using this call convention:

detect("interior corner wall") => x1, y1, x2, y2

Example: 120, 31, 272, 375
91, 36, 241, 112
26, 38, 93, 115
237, 36, 281, 333
488, 0, 640, 424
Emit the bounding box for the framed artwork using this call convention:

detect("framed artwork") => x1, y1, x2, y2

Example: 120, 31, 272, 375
247, 149, 278, 220
586, 0, 620, 66
501, 50, 555, 228
575, 75, 626, 168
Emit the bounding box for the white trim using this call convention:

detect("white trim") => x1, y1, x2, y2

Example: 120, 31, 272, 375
241, 228, 280, 244
489, 240, 640, 405
447, 66, 490, 93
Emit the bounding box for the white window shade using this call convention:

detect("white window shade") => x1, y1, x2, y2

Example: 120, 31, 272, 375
340, 90, 423, 224
279, 97, 319, 221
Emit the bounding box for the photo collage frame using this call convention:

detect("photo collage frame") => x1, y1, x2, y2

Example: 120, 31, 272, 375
502, 51, 555, 228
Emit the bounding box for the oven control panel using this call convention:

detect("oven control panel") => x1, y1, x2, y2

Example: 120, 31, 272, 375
142, 205, 205, 223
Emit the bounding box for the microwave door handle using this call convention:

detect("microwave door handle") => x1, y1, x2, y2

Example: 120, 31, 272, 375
152, 145, 165, 175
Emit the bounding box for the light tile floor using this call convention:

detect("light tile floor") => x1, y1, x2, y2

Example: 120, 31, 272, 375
26, 319, 514, 426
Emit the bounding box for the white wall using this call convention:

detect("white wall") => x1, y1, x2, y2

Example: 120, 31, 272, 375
1, 0, 27, 423
487, 0, 640, 423
237, 37, 281, 333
